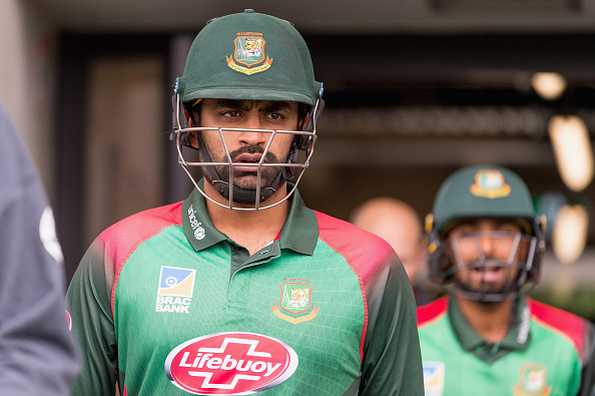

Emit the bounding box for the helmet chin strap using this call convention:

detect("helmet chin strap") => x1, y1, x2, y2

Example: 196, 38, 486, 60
452, 281, 515, 303
195, 134, 294, 205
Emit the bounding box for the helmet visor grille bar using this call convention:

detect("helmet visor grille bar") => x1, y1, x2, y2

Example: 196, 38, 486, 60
173, 94, 319, 210
446, 231, 537, 301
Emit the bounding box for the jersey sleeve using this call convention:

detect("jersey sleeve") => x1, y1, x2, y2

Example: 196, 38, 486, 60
578, 322, 595, 396
359, 255, 424, 396
66, 239, 118, 395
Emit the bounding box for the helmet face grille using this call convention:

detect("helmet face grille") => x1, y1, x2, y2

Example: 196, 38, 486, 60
172, 94, 322, 211
447, 231, 537, 302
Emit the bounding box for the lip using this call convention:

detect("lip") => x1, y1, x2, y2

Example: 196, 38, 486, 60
472, 266, 503, 273
470, 266, 506, 283
234, 153, 263, 163
232, 153, 263, 173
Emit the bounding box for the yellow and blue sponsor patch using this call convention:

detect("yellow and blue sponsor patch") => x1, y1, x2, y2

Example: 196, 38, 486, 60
423, 361, 445, 396
158, 266, 196, 298
156, 266, 196, 314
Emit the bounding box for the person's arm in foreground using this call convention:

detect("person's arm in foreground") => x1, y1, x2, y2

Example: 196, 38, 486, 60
0, 107, 79, 395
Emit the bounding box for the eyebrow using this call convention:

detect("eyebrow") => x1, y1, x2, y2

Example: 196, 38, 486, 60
214, 100, 293, 112
458, 221, 519, 230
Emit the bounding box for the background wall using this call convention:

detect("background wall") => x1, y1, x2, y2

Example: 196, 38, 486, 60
0, 0, 56, 196
3, 1, 595, 320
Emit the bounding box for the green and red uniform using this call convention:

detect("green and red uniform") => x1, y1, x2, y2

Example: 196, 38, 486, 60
67, 189, 423, 395
417, 296, 595, 396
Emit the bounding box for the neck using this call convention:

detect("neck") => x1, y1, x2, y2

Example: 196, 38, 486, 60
204, 181, 290, 255
455, 292, 513, 344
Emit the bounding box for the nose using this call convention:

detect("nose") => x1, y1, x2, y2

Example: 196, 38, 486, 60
479, 233, 494, 256
238, 112, 267, 146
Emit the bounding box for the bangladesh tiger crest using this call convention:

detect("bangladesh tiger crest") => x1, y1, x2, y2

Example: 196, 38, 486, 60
470, 169, 512, 199
272, 278, 319, 324
514, 364, 551, 396
226, 32, 273, 75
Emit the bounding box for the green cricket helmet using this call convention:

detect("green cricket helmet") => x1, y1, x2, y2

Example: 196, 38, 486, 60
172, 10, 324, 210
425, 165, 546, 302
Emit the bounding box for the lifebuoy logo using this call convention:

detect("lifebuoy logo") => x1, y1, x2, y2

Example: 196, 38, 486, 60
165, 332, 298, 395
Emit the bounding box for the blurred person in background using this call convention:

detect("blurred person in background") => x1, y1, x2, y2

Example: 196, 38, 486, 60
66, 10, 423, 396
418, 165, 595, 396
351, 197, 435, 305
0, 105, 79, 394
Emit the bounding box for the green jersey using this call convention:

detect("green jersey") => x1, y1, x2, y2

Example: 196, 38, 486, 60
67, 189, 423, 395
417, 296, 595, 396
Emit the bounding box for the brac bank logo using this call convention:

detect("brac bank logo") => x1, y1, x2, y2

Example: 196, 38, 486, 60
155, 266, 196, 314
165, 332, 299, 395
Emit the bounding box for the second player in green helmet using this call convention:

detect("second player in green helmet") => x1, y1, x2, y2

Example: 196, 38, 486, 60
172, 9, 324, 210
418, 167, 595, 396
425, 165, 546, 302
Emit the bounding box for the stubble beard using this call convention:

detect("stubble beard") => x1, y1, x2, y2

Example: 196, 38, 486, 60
215, 145, 284, 191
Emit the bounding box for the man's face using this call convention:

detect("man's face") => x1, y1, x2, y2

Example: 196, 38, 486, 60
195, 99, 299, 191
447, 219, 529, 296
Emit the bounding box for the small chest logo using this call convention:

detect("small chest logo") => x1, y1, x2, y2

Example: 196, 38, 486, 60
165, 332, 298, 395
272, 278, 319, 324
156, 266, 196, 314
514, 364, 551, 396
226, 32, 273, 76
423, 361, 445, 396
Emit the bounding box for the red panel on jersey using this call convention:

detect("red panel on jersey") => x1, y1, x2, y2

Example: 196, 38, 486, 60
529, 299, 588, 361
315, 211, 394, 361
417, 296, 448, 327
98, 202, 183, 314
315, 211, 394, 286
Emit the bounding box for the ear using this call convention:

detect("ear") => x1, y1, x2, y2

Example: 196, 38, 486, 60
183, 108, 194, 127
416, 239, 428, 262
297, 113, 306, 130
189, 132, 199, 149
179, 108, 199, 149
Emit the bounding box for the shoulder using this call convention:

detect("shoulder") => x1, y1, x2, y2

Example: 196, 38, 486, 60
97, 202, 183, 256
93, 202, 184, 311
314, 210, 394, 258
417, 296, 449, 328
314, 210, 396, 286
528, 298, 593, 362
